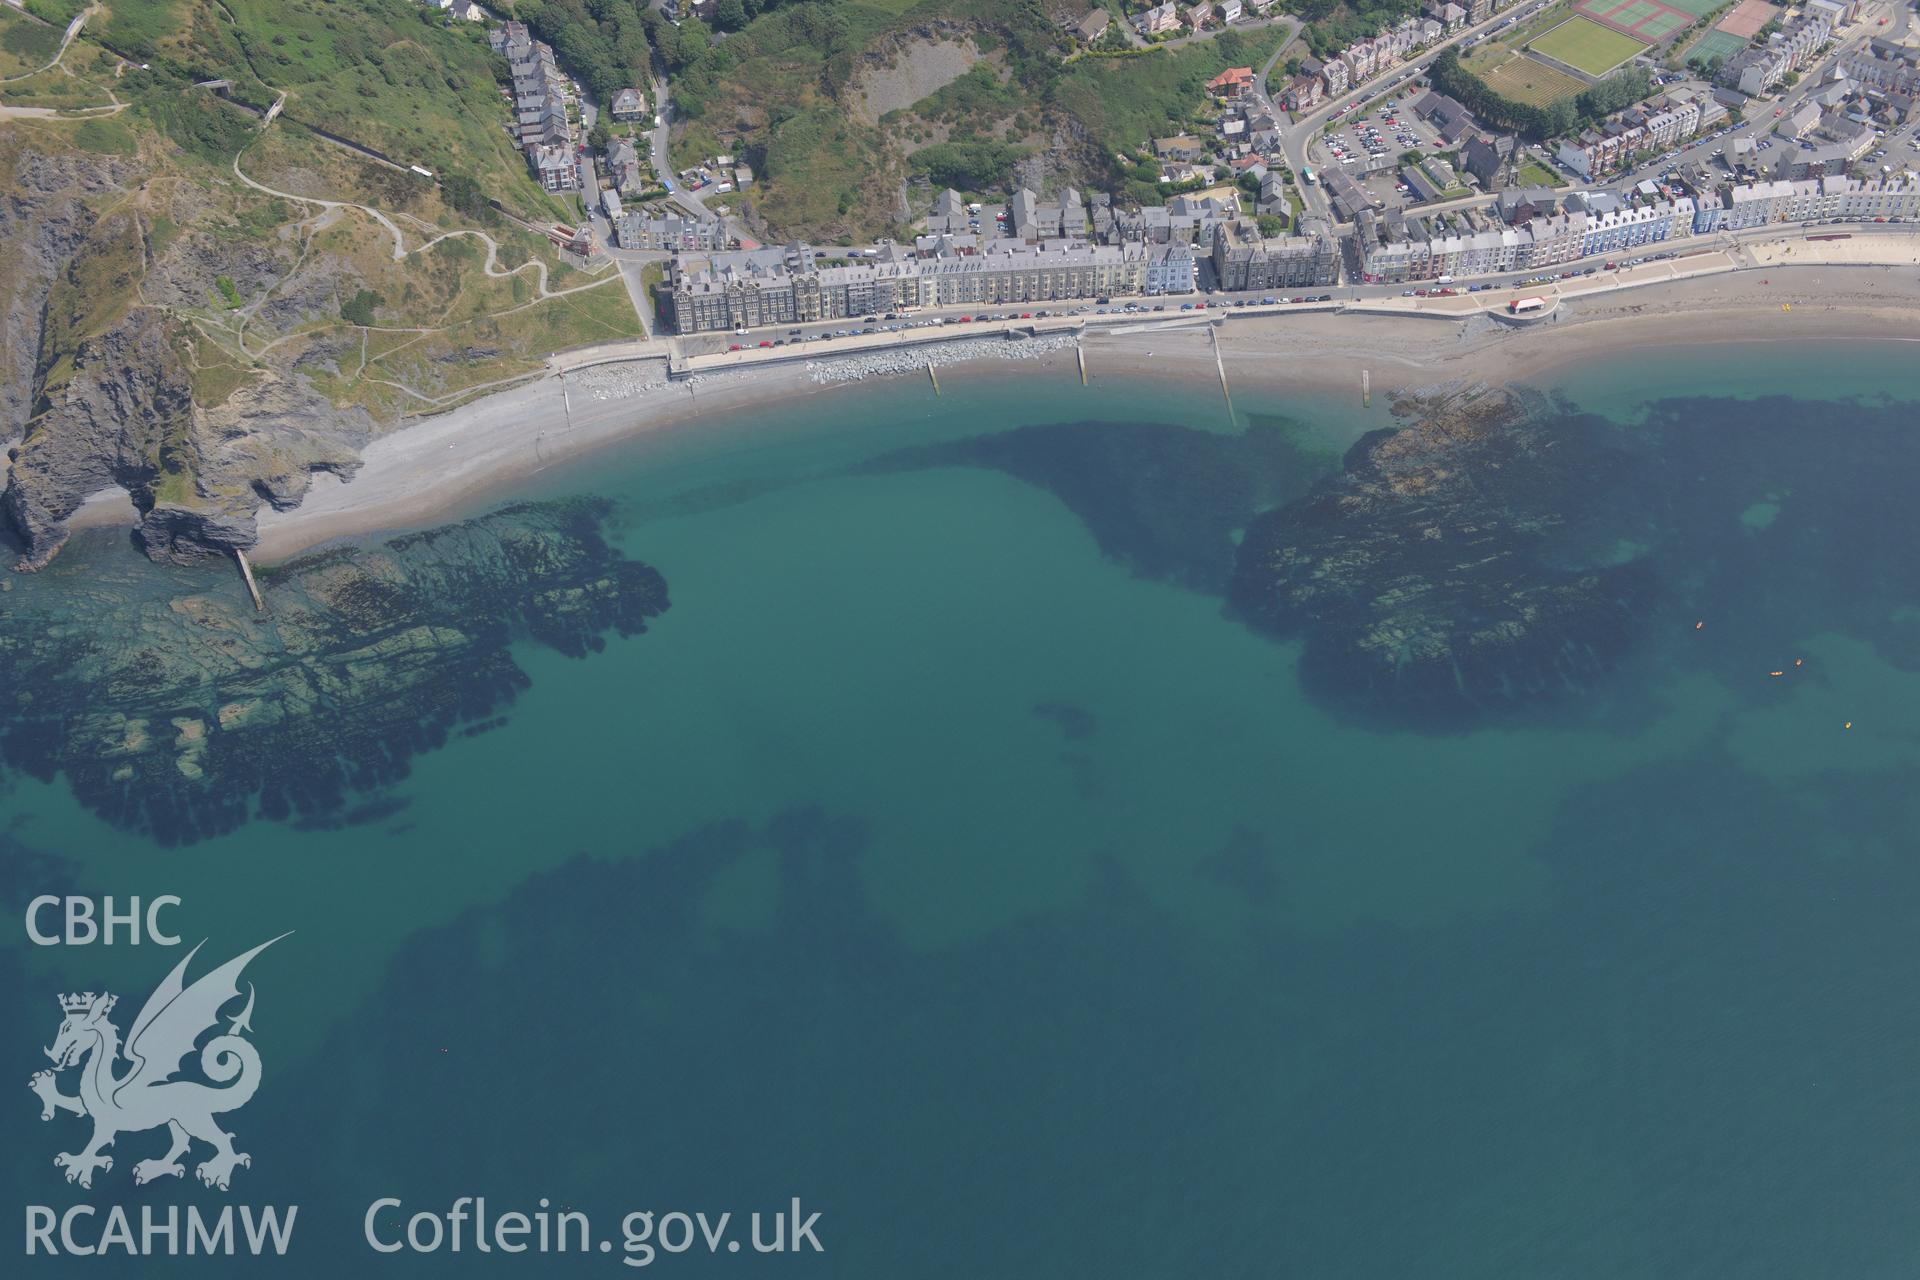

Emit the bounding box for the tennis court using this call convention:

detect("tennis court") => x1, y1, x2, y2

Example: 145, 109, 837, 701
1660, 0, 1729, 16
1639, 9, 1690, 36
1599, 0, 1662, 25
1716, 0, 1775, 37
1685, 27, 1749, 61
1575, 0, 1700, 45
1531, 15, 1650, 74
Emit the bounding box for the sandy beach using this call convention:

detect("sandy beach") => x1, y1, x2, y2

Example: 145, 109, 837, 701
214, 261, 1920, 562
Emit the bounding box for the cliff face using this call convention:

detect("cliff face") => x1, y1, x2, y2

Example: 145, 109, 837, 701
6, 309, 187, 566
1, 150, 124, 417
0, 144, 377, 570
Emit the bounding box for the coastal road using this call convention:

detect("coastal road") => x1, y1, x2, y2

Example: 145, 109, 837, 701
1248, 20, 1304, 123
648, 76, 718, 224
657, 220, 1920, 360
1244, 20, 1305, 108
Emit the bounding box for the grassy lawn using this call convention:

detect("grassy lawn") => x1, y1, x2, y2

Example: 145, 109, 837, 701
1516, 159, 1564, 185
1529, 16, 1648, 75
1474, 50, 1589, 106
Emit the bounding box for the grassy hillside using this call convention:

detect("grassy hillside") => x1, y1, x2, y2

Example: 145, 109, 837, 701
92, 0, 562, 219
0, 7, 67, 77
3, 99, 639, 525
669, 0, 1292, 242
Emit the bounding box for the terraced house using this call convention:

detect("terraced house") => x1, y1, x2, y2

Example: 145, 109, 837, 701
1693, 175, 1920, 230
668, 240, 1151, 333
1210, 220, 1342, 289
1352, 197, 1695, 282
1720, 14, 1832, 96
491, 20, 580, 192
1555, 96, 1722, 180
612, 212, 726, 252
1838, 40, 1920, 97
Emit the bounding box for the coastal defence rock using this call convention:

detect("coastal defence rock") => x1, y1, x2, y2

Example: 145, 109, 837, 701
1228, 384, 1654, 724
0, 498, 669, 844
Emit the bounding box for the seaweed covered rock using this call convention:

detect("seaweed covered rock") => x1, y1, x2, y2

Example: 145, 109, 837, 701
1228, 384, 1654, 724
0, 499, 669, 843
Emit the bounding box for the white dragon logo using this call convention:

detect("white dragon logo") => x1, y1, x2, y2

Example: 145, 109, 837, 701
27, 936, 286, 1191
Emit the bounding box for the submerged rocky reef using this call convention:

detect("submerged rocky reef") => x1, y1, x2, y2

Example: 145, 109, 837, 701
1228, 384, 1655, 723
883, 384, 1660, 727
0, 499, 668, 844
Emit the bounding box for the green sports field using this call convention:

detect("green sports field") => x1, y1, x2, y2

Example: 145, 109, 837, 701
1530, 15, 1650, 75
1476, 51, 1590, 105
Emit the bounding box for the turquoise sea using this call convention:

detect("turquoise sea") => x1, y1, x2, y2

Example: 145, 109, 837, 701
6, 343, 1920, 1275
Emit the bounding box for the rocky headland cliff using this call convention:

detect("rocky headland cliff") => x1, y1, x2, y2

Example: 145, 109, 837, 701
1, 144, 374, 570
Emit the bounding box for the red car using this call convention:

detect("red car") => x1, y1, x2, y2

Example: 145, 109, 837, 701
1020, 312, 1032, 319
728, 343, 742, 351
759, 340, 773, 348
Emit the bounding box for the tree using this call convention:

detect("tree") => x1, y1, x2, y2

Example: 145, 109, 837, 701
715, 0, 748, 32
910, 141, 1025, 191
588, 115, 612, 152
1256, 213, 1288, 236
340, 289, 385, 327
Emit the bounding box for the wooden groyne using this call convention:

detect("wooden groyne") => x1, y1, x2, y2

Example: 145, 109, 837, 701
1362, 369, 1371, 409
1076, 342, 1088, 386
234, 549, 266, 613
926, 358, 941, 395
1210, 326, 1234, 422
